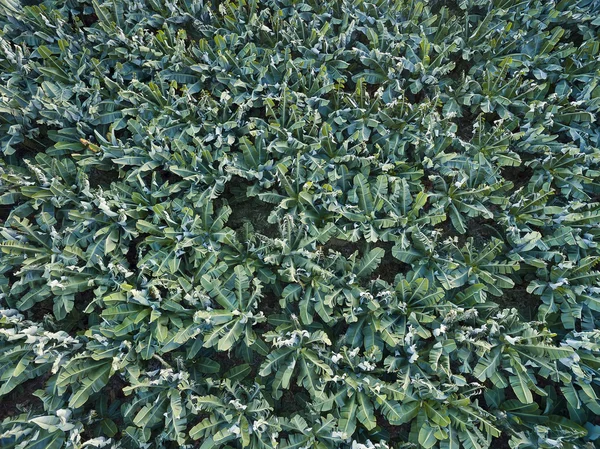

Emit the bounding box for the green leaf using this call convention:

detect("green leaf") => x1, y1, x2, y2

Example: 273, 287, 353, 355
133, 394, 169, 429
57, 359, 111, 409
25, 430, 65, 449
357, 392, 376, 430
339, 394, 357, 436
354, 173, 374, 211
355, 247, 385, 278
510, 372, 533, 404
418, 423, 438, 449
424, 401, 450, 427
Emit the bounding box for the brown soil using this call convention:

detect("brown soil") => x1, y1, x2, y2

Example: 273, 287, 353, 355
494, 286, 538, 321
373, 241, 411, 284
0, 373, 49, 421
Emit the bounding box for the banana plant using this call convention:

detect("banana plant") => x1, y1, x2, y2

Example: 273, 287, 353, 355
427, 152, 511, 234
195, 265, 266, 352
0, 311, 82, 398
527, 256, 600, 329
189, 381, 279, 449
259, 321, 333, 400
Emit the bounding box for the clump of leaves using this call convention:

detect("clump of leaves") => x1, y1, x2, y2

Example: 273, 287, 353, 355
1, 0, 600, 448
